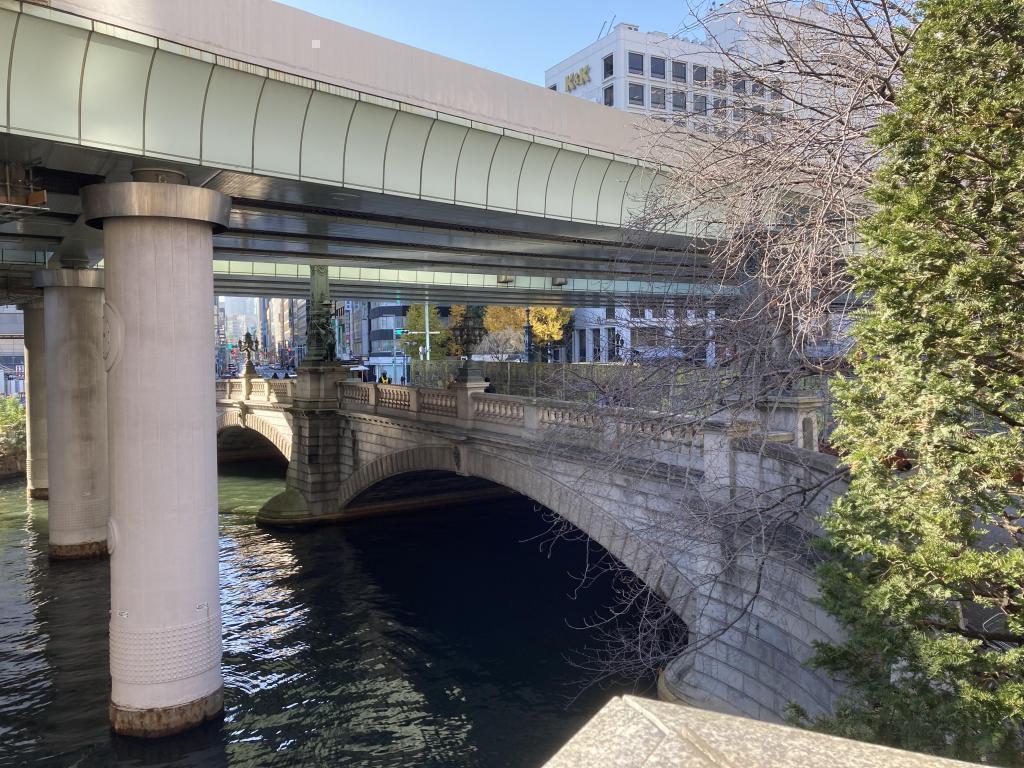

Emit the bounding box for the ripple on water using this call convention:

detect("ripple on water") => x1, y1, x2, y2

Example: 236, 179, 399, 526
0, 468, 653, 767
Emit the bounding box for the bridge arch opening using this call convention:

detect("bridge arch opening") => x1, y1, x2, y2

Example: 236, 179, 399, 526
342, 469, 517, 519
216, 409, 292, 463
340, 465, 690, 685
335, 447, 693, 604
217, 425, 288, 471
335, 447, 692, 676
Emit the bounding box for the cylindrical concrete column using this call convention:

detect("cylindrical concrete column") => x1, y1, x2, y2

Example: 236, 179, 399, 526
34, 268, 108, 559
21, 298, 47, 499
81, 179, 230, 738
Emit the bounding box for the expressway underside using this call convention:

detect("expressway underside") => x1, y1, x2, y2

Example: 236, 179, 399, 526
0, 135, 721, 307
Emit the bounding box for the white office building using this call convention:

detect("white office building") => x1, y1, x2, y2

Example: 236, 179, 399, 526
546, 7, 779, 364
545, 12, 779, 124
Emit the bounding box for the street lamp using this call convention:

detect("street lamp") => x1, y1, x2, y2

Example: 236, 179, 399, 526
392, 327, 404, 383
524, 307, 533, 363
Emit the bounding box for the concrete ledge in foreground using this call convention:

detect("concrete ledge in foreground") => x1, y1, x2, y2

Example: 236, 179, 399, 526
543, 696, 979, 768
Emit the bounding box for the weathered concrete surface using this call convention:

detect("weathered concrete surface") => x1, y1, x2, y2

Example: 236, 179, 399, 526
544, 696, 979, 768
109, 686, 223, 739
21, 299, 46, 498
49, 540, 107, 560
38, 269, 109, 559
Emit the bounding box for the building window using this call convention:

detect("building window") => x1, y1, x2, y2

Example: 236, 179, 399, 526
591, 328, 602, 361
693, 93, 708, 115
628, 51, 644, 75
692, 64, 707, 84
672, 61, 687, 82
603, 85, 614, 107
751, 79, 765, 98
605, 306, 616, 320
651, 56, 666, 79
713, 97, 728, 118
671, 90, 686, 112
628, 82, 644, 106
713, 68, 727, 89
634, 327, 663, 348
651, 87, 666, 109
731, 72, 747, 95
603, 53, 614, 79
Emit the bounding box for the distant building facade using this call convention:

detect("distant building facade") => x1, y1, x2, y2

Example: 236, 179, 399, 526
547, 8, 777, 365
0, 306, 24, 398
545, 13, 779, 126
569, 305, 716, 365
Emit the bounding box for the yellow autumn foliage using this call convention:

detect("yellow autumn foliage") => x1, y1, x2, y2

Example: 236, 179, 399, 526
482, 305, 571, 344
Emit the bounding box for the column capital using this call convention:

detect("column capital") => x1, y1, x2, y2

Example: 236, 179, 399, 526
32, 268, 104, 290
81, 182, 230, 232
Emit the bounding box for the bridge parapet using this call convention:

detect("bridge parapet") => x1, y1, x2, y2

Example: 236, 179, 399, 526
215, 377, 296, 405
217, 378, 833, 502
335, 380, 657, 441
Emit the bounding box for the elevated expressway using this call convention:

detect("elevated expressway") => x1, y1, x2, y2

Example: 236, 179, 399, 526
0, 0, 719, 306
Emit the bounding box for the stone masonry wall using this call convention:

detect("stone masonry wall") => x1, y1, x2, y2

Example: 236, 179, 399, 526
227, 384, 849, 723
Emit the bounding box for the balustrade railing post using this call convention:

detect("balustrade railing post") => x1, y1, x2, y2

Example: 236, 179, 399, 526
523, 401, 540, 433
450, 362, 487, 423
367, 383, 378, 411
755, 391, 826, 451
408, 387, 420, 414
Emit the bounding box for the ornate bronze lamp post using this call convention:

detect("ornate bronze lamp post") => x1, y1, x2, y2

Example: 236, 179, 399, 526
240, 330, 259, 378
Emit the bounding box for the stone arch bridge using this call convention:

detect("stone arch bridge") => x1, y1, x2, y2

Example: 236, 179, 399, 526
216, 368, 847, 724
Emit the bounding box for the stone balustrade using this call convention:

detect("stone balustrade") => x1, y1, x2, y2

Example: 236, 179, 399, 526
474, 394, 524, 423
418, 389, 457, 417
216, 377, 295, 404
376, 384, 411, 411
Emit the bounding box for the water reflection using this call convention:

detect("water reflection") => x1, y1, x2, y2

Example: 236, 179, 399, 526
0, 463, 651, 767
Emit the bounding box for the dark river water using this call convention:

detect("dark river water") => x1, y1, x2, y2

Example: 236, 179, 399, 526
0, 462, 652, 767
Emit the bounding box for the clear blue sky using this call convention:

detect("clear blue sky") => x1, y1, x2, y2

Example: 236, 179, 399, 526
277, 0, 700, 85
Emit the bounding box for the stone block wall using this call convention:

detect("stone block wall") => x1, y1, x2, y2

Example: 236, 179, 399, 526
0, 451, 25, 479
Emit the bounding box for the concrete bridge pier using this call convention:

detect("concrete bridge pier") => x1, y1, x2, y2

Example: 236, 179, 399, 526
82, 174, 231, 737
19, 298, 47, 499
34, 268, 108, 559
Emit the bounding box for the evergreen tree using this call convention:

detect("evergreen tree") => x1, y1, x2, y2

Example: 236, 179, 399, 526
809, 0, 1024, 761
